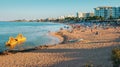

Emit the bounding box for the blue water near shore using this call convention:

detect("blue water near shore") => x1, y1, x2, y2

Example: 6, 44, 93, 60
0, 22, 68, 52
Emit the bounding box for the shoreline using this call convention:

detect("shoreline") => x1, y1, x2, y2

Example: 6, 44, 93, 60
0, 25, 120, 67
49, 31, 64, 44
0, 30, 67, 55
1, 26, 119, 54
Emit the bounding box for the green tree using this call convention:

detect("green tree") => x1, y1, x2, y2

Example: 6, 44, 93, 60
109, 15, 113, 20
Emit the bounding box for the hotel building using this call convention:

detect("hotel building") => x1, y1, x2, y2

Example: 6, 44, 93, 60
94, 6, 120, 19
94, 6, 112, 19
83, 13, 94, 18
112, 7, 120, 18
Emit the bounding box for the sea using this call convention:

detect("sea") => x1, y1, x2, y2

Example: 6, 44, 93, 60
0, 22, 69, 52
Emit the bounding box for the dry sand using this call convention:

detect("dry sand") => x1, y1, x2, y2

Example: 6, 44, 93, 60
0, 27, 120, 67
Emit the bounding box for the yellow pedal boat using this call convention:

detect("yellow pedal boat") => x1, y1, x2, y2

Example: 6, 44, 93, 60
6, 37, 18, 49
15, 34, 26, 44
6, 34, 26, 49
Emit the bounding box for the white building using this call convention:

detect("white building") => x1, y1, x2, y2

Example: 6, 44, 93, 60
58, 16, 65, 20
112, 7, 120, 18
94, 6, 112, 19
76, 12, 84, 18
76, 12, 94, 18
66, 15, 75, 18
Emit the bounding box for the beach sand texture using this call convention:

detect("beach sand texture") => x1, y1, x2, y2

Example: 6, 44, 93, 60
0, 27, 120, 67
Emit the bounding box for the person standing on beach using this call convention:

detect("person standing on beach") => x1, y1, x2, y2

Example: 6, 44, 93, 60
95, 31, 99, 35
91, 29, 93, 32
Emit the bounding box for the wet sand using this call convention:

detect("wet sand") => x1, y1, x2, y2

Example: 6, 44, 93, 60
0, 27, 120, 67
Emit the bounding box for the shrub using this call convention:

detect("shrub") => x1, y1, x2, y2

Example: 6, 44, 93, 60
84, 63, 94, 67
112, 48, 120, 67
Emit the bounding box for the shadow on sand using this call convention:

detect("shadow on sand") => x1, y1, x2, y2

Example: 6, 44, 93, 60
30, 37, 120, 67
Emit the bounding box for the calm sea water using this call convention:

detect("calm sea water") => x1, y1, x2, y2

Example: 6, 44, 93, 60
0, 22, 68, 52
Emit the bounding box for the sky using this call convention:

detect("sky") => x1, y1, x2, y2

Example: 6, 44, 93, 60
0, 0, 120, 21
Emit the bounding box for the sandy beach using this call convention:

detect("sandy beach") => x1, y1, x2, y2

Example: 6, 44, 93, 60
0, 26, 120, 67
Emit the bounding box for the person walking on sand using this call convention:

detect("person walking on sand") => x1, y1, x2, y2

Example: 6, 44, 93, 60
95, 31, 99, 35
91, 29, 93, 32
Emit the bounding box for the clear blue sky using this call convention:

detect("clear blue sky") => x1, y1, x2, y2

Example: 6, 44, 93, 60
0, 0, 120, 21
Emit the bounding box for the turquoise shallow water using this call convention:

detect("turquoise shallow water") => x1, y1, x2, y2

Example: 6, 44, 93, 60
0, 22, 68, 52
